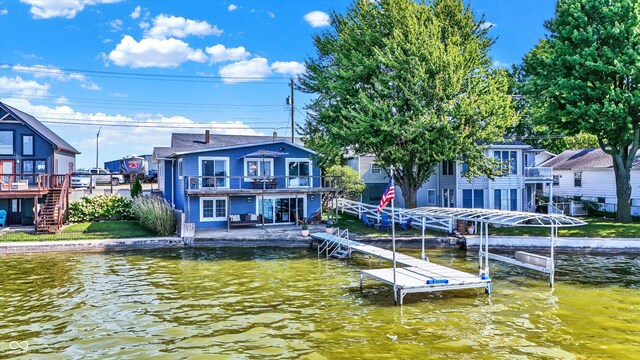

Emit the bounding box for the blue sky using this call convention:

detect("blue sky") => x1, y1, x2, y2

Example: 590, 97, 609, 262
0, 0, 556, 168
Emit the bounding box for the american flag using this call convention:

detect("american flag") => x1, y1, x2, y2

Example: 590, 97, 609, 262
377, 175, 395, 213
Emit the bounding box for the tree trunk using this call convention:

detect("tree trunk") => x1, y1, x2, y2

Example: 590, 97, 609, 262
612, 154, 632, 223
398, 181, 418, 209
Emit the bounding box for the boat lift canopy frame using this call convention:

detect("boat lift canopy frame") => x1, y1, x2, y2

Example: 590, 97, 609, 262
401, 207, 586, 286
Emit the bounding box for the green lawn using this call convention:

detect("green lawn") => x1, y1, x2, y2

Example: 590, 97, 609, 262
333, 213, 446, 238
0, 221, 155, 242
490, 217, 640, 238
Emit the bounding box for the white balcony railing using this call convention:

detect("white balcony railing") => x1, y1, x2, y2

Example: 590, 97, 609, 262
524, 167, 553, 180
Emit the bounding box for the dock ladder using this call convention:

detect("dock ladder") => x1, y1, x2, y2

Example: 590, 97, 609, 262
317, 227, 351, 260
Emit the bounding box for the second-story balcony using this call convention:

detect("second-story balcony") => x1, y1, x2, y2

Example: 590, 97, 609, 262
185, 175, 342, 196
524, 167, 553, 182
0, 174, 68, 198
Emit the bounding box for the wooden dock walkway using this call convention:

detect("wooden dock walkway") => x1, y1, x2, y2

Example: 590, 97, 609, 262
312, 232, 491, 305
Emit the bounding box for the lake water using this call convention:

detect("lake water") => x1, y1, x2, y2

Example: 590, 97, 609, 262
0, 247, 638, 359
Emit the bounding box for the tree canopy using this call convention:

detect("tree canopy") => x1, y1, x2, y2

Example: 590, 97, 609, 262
522, 0, 640, 222
299, 0, 517, 208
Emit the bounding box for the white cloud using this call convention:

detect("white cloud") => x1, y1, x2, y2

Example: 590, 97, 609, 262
271, 61, 305, 76
146, 14, 223, 39
219, 57, 271, 83
228, 4, 237, 11
0, 97, 263, 167
0, 76, 50, 97
0, 9, 8, 15
130, 5, 141, 19
20, 0, 123, 19
102, 38, 113, 43
138, 21, 150, 30
267, 11, 275, 18
492, 60, 511, 68
109, 18, 123, 32
108, 35, 207, 68
304, 11, 329, 28
205, 44, 250, 63
55, 96, 70, 104
480, 21, 495, 30
12, 64, 101, 90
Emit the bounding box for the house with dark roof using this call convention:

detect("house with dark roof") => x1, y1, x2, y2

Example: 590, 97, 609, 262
541, 148, 640, 215
153, 131, 339, 231
0, 101, 79, 228
348, 141, 554, 212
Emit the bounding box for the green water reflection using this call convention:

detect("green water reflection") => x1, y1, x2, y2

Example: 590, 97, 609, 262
0, 247, 638, 359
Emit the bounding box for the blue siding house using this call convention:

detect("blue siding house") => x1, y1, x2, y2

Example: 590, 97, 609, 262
153, 131, 339, 230
0, 101, 79, 227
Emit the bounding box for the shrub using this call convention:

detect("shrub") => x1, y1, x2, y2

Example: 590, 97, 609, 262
131, 178, 143, 198
132, 196, 176, 236
581, 199, 601, 216
69, 194, 134, 222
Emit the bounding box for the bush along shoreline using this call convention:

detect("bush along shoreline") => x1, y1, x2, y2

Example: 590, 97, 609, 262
132, 196, 176, 236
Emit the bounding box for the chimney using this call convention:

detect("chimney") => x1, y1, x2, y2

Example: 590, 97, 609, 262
273, 131, 277, 141
205, 129, 210, 144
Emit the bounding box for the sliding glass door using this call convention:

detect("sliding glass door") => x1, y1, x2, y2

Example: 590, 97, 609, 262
258, 196, 305, 224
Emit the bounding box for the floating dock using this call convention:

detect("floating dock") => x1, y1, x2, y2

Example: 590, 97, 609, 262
312, 231, 491, 305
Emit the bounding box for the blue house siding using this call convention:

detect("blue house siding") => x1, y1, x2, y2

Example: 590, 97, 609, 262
0, 122, 57, 175
159, 141, 328, 229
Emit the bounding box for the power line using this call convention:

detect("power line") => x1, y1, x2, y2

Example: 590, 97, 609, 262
41, 119, 292, 130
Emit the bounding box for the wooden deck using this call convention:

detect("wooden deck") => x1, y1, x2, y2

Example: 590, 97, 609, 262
0, 188, 50, 199
313, 232, 491, 304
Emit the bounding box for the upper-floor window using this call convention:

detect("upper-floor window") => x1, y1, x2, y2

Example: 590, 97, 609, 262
0, 131, 13, 155
494, 150, 517, 175
244, 158, 273, 181
427, 189, 436, 205
200, 157, 229, 188
442, 160, 455, 176
287, 159, 311, 187
178, 158, 183, 179
22, 135, 33, 156
574, 171, 582, 187
553, 175, 560, 186
371, 163, 382, 174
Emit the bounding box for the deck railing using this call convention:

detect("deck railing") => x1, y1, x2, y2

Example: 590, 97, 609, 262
0, 173, 66, 192
524, 167, 553, 180
184, 175, 342, 192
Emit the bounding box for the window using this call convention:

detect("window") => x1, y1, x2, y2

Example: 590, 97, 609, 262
463, 189, 484, 209
574, 171, 582, 187
371, 163, 382, 174
494, 150, 517, 175
442, 189, 455, 208
200, 197, 226, 221
22, 160, 45, 175
22, 135, 33, 156
23, 160, 34, 174
553, 175, 560, 186
0, 131, 13, 155
287, 159, 311, 187
494, 189, 518, 211
200, 157, 229, 188
427, 189, 436, 205
442, 161, 455, 176
461, 162, 469, 174
35, 160, 45, 174
178, 158, 183, 179
244, 158, 273, 181
597, 197, 606, 203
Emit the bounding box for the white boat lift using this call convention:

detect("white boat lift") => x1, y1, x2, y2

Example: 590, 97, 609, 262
313, 231, 491, 305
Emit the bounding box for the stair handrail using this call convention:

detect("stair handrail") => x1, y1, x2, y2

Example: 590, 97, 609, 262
56, 175, 70, 229
328, 228, 350, 258
318, 227, 339, 258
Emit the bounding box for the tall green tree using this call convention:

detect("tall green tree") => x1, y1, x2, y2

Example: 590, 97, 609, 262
299, 0, 517, 208
522, 0, 640, 222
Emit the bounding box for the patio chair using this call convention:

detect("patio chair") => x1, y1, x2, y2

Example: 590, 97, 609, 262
399, 217, 413, 231
0, 210, 6, 227
375, 213, 391, 231
361, 213, 375, 227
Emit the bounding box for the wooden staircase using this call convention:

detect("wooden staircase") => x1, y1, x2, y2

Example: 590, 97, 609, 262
36, 175, 70, 234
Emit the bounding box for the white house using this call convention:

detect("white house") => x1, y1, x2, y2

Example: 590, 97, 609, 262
541, 148, 640, 215
347, 141, 554, 212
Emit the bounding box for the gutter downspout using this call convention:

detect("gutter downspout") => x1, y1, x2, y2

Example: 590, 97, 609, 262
169, 159, 175, 208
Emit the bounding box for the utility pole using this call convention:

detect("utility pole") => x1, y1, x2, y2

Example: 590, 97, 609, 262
96, 126, 102, 168
289, 78, 294, 143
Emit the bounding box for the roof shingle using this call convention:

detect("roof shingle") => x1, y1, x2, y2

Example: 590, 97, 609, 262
541, 148, 640, 170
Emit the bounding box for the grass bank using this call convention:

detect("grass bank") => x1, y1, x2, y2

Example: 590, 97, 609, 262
490, 217, 640, 238
0, 221, 154, 242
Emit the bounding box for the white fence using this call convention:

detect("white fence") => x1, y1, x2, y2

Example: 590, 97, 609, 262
335, 198, 452, 232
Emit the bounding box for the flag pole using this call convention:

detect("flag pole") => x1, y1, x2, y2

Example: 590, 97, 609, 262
391, 167, 397, 306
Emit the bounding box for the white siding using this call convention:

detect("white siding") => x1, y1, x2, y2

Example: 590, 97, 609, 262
548, 169, 640, 201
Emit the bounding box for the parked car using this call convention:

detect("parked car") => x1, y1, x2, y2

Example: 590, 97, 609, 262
89, 168, 126, 186
71, 171, 96, 189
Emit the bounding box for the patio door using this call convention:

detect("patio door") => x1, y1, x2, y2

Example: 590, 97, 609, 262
258, 196, 305, 224
0, 160, 14, 184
